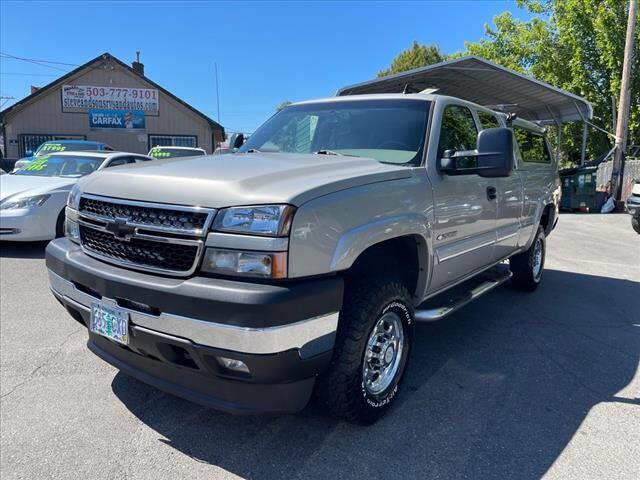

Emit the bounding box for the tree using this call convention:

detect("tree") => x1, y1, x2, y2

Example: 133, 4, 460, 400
276, 101, 292, 112
465, 0, 640, 164
377, 41, 447, 77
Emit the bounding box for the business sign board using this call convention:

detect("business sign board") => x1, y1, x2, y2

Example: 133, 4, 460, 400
62, 85, 159, 113
89, 110, 146, 130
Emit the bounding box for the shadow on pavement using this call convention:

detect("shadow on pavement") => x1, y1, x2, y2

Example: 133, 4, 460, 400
112, 269, 639, 479
0, 241, 48, 259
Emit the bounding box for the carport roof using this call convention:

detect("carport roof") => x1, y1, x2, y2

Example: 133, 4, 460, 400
337, 56, 592, 124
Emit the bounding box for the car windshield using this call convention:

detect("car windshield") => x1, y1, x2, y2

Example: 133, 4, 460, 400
149, 147, 204, 159
239, 99, 431, 165
35, 142, 99, 154
14, 155, 105, 177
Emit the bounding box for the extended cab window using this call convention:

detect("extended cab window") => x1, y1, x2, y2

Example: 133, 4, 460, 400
514, 127, 552, 164
437, 105, 478, 167
477, 110, 501, 129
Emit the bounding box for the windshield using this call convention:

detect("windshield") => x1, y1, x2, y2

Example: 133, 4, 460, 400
35, 142, 99, 154
149, 147, 204, 159
239, 99, 431, 165
14, 155, 105, 177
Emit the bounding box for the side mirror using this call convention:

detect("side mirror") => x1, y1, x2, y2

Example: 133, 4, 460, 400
439, 127, 513, 178
25, 150, 33, 157
229, 133, 245, 150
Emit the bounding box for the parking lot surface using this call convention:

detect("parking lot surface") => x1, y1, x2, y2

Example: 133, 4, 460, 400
1, 213, 639, 480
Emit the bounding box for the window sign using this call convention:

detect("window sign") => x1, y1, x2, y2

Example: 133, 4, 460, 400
89, 110, 145, 130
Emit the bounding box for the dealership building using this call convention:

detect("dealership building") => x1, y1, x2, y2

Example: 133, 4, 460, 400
0, 52, 224, 159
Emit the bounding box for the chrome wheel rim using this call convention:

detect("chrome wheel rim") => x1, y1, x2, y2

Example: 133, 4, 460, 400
362, 311, 404, 395
532, 238, 543, 280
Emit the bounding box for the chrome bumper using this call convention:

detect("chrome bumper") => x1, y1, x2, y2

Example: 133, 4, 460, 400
48, 269, 339, 356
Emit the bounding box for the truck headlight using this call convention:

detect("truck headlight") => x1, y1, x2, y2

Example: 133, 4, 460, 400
201, 248, 287, 278
67, 184, 81, 210
213, 205, 295, 237
0, 194, 50, 210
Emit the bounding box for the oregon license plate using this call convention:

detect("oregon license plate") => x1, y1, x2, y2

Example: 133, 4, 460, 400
90, 302, 129, 345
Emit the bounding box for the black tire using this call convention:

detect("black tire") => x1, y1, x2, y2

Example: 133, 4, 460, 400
315, 278, 414, 425
55, 209, 66, 238
510, 225, 546, 291
632, 216, 640, 234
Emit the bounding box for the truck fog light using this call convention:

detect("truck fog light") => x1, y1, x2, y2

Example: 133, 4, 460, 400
65, 219, 80, 243
201, 248, 287, 278
216, 356, 250, 374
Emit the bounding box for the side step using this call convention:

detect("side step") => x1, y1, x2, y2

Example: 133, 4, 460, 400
415, 264, 512, 322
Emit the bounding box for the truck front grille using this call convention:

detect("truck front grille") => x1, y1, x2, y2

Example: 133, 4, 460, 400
79, 197, 209, 233
76, 195, 215, 276
80, 226, 200, 273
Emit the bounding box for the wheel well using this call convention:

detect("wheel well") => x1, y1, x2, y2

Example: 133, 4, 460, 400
343, 236, 424, 300
540, 204, 554, 235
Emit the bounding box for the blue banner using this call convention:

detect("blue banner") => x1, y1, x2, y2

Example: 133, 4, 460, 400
88, 109, 145, 130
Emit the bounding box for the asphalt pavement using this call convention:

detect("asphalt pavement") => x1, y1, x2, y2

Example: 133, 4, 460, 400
1, 213, 639, 480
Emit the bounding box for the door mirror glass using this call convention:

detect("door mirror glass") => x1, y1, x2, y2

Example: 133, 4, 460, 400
439, 127, 513, 178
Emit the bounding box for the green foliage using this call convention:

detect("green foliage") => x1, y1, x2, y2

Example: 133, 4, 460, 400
465, 0, 640, 164
377, 41, 447, 77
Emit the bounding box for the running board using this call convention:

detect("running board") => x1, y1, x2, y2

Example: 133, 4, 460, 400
415, 264, 512, 322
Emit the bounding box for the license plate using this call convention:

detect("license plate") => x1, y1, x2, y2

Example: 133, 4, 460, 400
90, 302, 129, 345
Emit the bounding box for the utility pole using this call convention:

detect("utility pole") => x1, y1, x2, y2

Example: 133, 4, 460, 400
0, 96, 15, 108
214, 63, 220, 123
612, 0, 637, 208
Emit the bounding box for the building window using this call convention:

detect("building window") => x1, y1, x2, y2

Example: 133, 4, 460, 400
18, 134, 86, 157
148, 134, 197, 150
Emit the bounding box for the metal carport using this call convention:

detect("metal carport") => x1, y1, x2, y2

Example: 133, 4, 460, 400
337, 56, 594, 161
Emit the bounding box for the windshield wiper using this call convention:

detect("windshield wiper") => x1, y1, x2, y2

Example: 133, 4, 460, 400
246, 149, 261, 153
314, 150, 343, 156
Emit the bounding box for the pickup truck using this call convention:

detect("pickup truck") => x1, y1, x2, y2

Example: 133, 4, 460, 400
46, 94, 560, 424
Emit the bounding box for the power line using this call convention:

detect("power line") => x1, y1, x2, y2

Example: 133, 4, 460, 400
0, 52, 74, 72
0, 72, 59, 77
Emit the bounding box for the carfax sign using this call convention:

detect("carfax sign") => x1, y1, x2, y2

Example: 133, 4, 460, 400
62, 85, 159, 113
88, 110, 146, 130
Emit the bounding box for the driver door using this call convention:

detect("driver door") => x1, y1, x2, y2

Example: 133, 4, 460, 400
427, 103, 498, 292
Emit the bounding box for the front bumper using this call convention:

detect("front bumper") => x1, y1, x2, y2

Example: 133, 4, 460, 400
46, 238, 344, 414
627, 198, 640, 217
0, 207, 56, 241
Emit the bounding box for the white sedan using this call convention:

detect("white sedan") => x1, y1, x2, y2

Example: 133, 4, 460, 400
0, 151, 153, 241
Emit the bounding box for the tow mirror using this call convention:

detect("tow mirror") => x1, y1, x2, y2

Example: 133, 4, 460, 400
439, 127, 513, 178
25, 150, 33, 157
229, 133, 245, 150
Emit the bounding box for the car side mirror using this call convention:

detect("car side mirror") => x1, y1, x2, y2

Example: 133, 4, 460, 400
25, 150, 33, 157
439, 127, 513, 178
229, 133, 245, 150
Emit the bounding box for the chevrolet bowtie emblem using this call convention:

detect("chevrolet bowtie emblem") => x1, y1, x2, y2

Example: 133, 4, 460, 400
105, 217, 136, 240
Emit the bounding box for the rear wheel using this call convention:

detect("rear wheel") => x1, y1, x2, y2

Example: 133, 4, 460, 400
510, 225, 546, 291
315, 278, 414, 425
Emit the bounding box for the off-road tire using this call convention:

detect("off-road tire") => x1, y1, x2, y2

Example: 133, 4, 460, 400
55, 209, 66, 238
315, 278, 414, 425
632, 215, 640, 234
510, 225, 546, 292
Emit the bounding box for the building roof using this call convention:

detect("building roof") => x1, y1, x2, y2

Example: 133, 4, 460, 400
0, 53, 224, 133
337, 56, 592, 124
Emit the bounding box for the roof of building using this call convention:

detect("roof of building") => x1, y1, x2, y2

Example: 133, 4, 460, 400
336, 56, 592, 124
0, 52, 224, 133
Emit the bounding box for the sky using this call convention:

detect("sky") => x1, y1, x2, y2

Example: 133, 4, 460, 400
0, 1, 532, 133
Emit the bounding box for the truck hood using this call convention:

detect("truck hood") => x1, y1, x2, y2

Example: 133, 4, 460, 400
78, 152, 412, 207
0, 175, 76, 202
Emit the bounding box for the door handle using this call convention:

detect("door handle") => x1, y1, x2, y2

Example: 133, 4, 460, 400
487, 186, 497, 201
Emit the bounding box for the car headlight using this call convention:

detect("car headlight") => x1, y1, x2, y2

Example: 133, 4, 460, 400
67, 184, 81, 210
0, 194, 50, 210
213, 205, 295, 237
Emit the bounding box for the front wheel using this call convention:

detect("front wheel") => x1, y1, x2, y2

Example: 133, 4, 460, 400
315, 279, 414, 424
632, 215, 640, 234
510, 225, 546, 291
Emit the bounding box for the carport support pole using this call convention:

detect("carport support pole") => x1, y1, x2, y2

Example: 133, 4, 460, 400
580, 122, 587, 165
611, 0, 637, 207
556, 124, 562, 163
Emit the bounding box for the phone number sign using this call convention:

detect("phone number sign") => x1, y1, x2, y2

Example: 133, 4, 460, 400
62, 85, 159, 113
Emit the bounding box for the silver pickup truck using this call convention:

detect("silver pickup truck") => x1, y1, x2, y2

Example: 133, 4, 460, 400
46, 94, 560, 424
